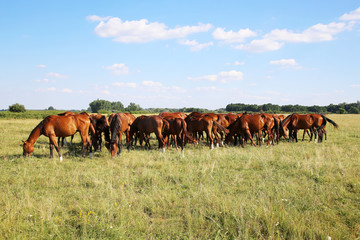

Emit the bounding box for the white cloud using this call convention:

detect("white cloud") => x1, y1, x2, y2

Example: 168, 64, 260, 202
233, 39, 284, 53
86, 15, 111, 22
270, 59, 303, 69
89, 16, 212, 43
179, 39, 213, 51
195, 86, 218, 91
265, 22, 351, 43
188, 70, 243, 83
36, 87, 56, 92
340, 7, 360, 21
103, 63, 129, 75
113, 82, 137, 88
46, 72, 68, 79
351, 84, 360, 88
142, 81, 163, 87
37, 64, 47, 68
61, 88, 73, 93
226, 61, 245, 66
212, 27, 257, 43
101, 90, 110, 95
35, 78, 56, 83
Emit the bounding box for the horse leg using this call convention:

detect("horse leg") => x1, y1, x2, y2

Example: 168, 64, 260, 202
118, 132, 123, 155
49, 138, 54, 158
246, 129, 256, 147
49, 135, 62, 161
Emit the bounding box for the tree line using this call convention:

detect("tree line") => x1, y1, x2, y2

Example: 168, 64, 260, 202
6, 100, 360, 114
225, 102, 360, 114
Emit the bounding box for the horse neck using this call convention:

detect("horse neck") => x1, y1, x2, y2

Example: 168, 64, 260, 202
27, 122, 42, 144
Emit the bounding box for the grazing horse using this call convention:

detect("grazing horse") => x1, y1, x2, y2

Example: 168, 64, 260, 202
106, 113, 134, 153
282, 114, 338, 142
129, 115, 169, 151
108, 113, 123, 158
225, 113, 279, 147
90, 114, 110, 151
163, 117, 197, 152
159, 112, 187, 119
185, 114, 228, 149
22, 112, 94, 161
57, 111, 79, 146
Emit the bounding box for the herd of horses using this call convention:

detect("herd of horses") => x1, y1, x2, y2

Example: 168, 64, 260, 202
22, 111, 339, 161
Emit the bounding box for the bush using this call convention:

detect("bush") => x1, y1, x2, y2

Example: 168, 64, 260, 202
9, 103, 26, 113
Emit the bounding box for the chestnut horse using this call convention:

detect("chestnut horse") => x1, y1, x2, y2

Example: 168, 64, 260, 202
163, 117, 197, 152
159, 111, 187, 119
185, 114, 228, 149
22, 112, 94, 161
106, 113, 134, 153
225, 113, 279, 147
107, 113, 123, 158
129, 115, 169, 151
90, 114, 110, 151
282, 114, 338, 142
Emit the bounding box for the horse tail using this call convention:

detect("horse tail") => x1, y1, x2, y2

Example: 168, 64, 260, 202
162, 118, 170, 136
110, 114, 121, 144
213, 121, 230, 134
89, 118, 96, 135
180, 118, 196, 142
273, 117, 279, 142
322, 115, 339, 129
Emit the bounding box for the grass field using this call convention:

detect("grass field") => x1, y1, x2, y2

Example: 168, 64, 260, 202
0, 115, 359, 239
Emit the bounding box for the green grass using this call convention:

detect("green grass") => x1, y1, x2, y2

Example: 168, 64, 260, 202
0, 115, 359, 239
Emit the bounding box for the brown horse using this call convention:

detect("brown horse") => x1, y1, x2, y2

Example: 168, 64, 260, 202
129, 115, 169, 151
225, 113, 279, 147
159, 111, 187, 119
90, 114, 110, 151
22, 112, 94, 161
106, 113, 134, 153
107, 113, 123, 158
163, 117, 197, 152
282, 113, 338, 142
185, 114, 228, 149
57, 111, 79, 146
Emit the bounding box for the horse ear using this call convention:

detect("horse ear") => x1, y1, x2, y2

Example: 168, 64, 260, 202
22, 140, 25, 144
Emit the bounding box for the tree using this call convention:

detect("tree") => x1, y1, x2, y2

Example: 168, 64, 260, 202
89, 99, 111, 113
349, 106, 360, 114
338, 108, 347, 114
9, 103, 26, 112
48, 106, 55, 110
125, 102, 142, 112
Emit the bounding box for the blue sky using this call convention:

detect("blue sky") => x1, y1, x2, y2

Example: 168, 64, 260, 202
1, 1, 359, 110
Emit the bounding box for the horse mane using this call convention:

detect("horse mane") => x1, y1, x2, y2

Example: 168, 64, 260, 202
110, 114, 122, 144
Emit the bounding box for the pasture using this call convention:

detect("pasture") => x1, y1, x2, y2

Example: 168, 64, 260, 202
0, 115, 359, 239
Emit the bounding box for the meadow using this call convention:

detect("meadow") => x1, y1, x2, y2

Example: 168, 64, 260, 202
0, 115, 359, 239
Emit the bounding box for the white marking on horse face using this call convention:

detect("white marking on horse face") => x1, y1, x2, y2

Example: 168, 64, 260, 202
59, 156, 63, 162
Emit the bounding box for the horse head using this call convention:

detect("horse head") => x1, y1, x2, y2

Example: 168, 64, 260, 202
22, 140, 34, 157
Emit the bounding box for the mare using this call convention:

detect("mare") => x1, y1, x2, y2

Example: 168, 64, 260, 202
57, 111, 78, 146
129, 115, 169, 151
225, 113, 279, 147
185, 114, 228, 149
108, 113, 123, 158
90, 114, 110, 151
281, 114, 338, 142
106, 113, 134, 153
159, 112, 187, 119
216, 113, 238, 146
163, 117, 197, 152
22, 112, 94, 161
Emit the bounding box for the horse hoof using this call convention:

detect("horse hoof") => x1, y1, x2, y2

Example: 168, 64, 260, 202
59, 156, 63, 162
89, 153, 93, 159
